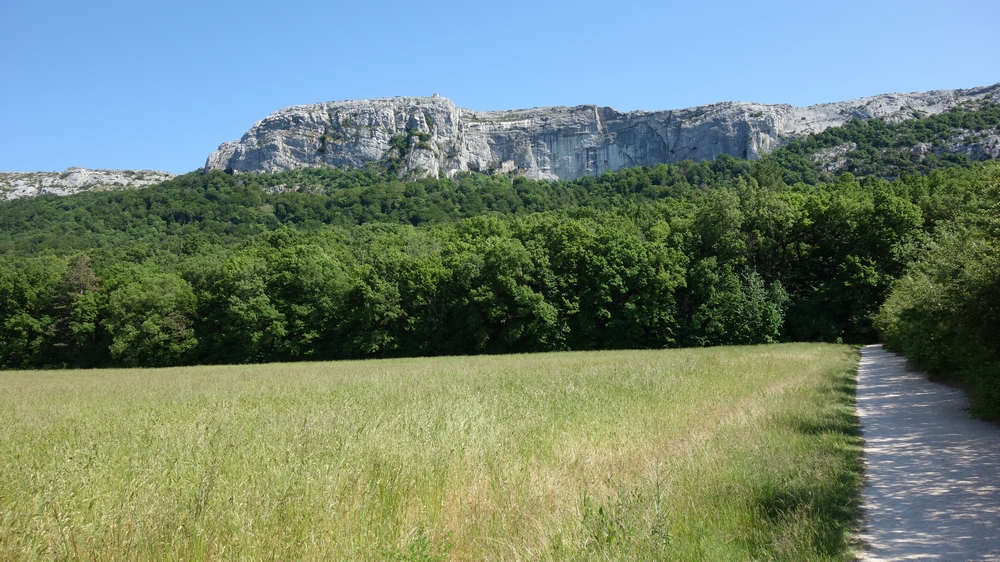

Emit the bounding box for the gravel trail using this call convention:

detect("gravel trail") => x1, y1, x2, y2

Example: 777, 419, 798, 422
857, 344, 1000, 561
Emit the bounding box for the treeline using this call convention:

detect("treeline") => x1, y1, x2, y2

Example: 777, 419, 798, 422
2, 104, 999, 401
876, 161, 1000, 418
3, 164, 951, 368
0, 158, 751, 255
2, 102, 995, 258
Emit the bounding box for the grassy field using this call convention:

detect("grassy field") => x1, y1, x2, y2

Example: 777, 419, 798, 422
0, 343, 862, 561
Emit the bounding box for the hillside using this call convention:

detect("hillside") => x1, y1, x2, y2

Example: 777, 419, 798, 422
3, 101, 998, 255
4, 85, 997, 202
2, 101, 999, 384
769, 101, 1000, 183
205, 85, 1000, 179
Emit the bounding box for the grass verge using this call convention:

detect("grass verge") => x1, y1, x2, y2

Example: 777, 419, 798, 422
0, 343, 862, 560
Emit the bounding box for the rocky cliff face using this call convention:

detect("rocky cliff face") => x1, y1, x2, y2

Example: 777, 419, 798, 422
205, 85, 1000, 180
0, 168, 174, 201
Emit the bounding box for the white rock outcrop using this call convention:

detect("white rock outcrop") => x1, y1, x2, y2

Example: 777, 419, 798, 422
0, 168, 174, 201
204, 85, 1000, 180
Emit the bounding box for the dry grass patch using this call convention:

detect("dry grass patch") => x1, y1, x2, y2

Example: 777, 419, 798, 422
0, 343, 861, 560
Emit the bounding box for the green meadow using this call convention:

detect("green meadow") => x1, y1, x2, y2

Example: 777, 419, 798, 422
0, 343, 862, 561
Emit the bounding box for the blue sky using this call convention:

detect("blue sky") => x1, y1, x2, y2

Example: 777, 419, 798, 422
2, 0, 998, 174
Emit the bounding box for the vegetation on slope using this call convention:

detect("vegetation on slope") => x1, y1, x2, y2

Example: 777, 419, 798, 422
2, 102, 993, 254
769, 101, 1000, 184
1, 171, 927, 367
0, 344, 862, 561
0, 103, 997, 379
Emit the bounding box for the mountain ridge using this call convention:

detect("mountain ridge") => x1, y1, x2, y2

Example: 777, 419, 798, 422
0, 167, 174, 201
3, 84, 999, 201
204, 84, 1000, 180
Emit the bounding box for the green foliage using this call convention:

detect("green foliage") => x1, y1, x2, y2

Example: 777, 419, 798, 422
0, 255, 63, 368
103, 272, 198, 367
0, 159, 758, 256
876, 162, 1000, 417
769, 101, 1000, 184
43, 255, 104, 367
0, 166, 955, 366
682, 259, 787, 346
385, 525, 452, 562
1, 106, 998, 368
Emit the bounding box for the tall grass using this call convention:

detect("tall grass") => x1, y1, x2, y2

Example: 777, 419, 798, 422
0, 343, 861, 560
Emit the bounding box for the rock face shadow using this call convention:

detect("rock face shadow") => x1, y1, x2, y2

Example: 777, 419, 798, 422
857, 344, 1000, 561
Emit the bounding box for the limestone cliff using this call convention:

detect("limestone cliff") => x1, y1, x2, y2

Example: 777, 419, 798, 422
204, 85, 1000, 180
0, 168, 174, 201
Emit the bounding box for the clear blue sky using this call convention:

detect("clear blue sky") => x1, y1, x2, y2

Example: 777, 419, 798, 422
2, 0, 998, 174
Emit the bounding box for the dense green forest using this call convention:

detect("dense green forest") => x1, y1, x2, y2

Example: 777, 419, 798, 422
2, 101, 999, 412
876, 161, 1000, 417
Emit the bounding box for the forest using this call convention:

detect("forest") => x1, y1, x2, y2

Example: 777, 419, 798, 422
1, 102, 998, 414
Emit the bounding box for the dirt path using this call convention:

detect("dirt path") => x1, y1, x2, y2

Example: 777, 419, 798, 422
857, 344, 1000, 561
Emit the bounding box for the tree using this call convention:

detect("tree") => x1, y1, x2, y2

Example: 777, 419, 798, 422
682, 258, 787, 346
44, 254, 104, 366
0, 256, 62, 368
103, 273, 198, 367
203, 252, 287, 363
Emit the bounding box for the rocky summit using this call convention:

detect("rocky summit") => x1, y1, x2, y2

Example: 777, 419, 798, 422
205, 85, 1000, 180
0, 168, 174, 201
